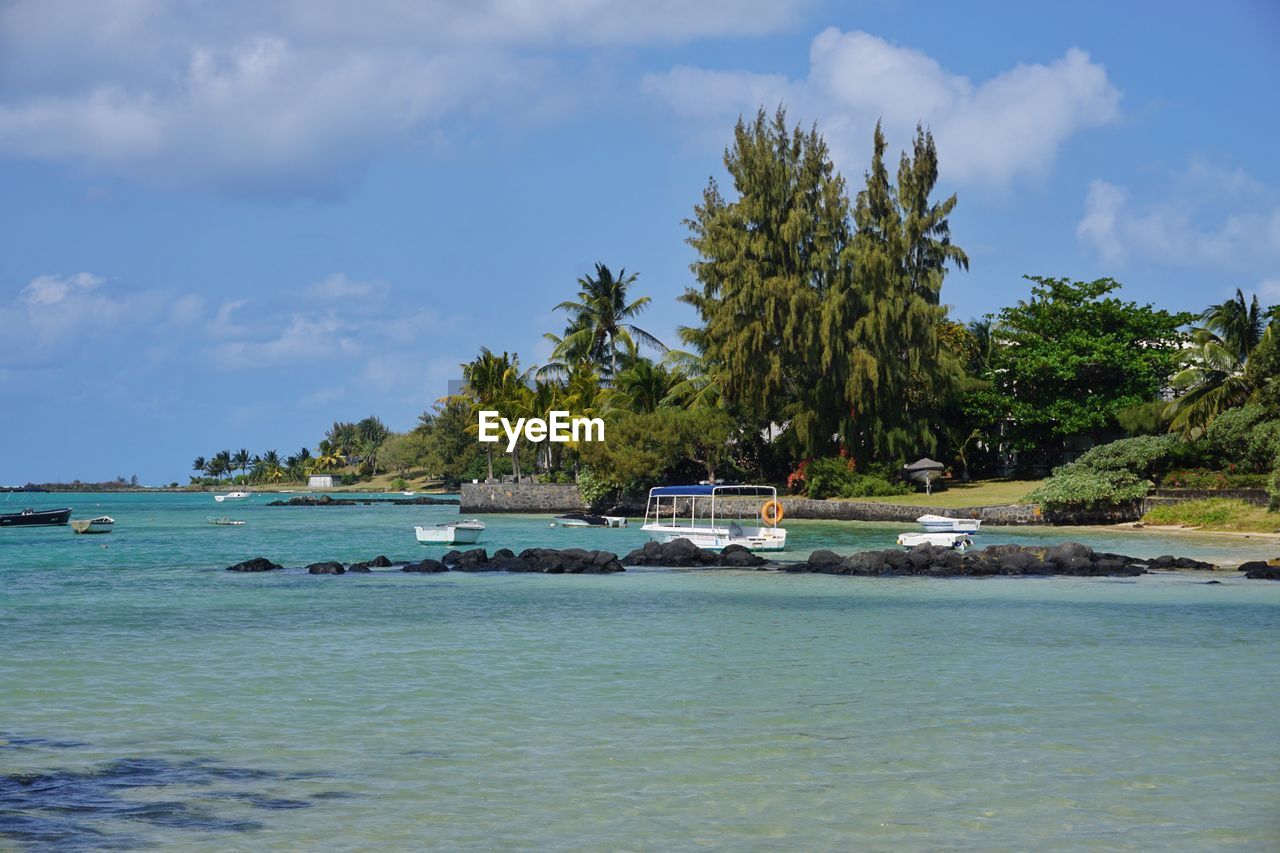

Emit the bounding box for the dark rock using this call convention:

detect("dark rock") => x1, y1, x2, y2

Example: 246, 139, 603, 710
1172, 556, 1215, 570
1044, 542, 1095, 565
366, 555, 393, 568
447, 548, 490, 570
1204, 580, 1222, 584
226, 557, 282, 572
347, 561, 373, 572
403, 559, 447, 573
306, 561, 345, 575
492, 548, 516, 561
440, 550, 460, 565
807, 549, 844, 571
1149, 555, 1177, 569
721, 549, 766, 567
1243, 562, 1280, 580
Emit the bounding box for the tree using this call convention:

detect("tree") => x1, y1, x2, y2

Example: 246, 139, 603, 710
1167, 289, 1269, 435
682, 106, 849, 441
603, 358, 678, 414
212, 450, 232, 482
552, 263, 666, 379
232, 448, 250, 478
192, 456, 207, 480
1247, 325, 1280, 417
982, 277, 1190, 451
314, 439, 345, 472
452, 348, 526, 481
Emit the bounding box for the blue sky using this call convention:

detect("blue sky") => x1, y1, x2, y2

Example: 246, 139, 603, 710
1, 0, 1277, 485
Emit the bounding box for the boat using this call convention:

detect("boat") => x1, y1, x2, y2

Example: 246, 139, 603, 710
70, 516, 114, 534
641, 485, 786, 552
0, 507, 72, 527
897, 531, 972, 551
214, 491, 251, 502
415, 519, 486, 545
552, 512, 627, 528
208, 517, 246, 526
916, 514, 982, 534
901, 458, 946, 494
400, 491, 416, 496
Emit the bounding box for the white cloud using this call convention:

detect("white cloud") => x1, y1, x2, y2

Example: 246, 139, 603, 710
308, 273, 390, 302
643, 28, 1121, 185
0, 0, 813, 196
213, 311, 361, 369
1077, 165, 1280, 271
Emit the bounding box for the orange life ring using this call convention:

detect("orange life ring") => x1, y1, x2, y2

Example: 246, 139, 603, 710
761, 500, 784, 525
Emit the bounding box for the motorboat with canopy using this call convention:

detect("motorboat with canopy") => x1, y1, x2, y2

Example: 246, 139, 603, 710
641, 485, 787, 551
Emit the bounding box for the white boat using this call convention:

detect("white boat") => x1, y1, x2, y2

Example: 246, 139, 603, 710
400, 491, 416, 496
897, 531, 972, 551
641, 485, 787, 552
208, 516, 246, 526
415, 519, 486, 545
916, 514, 982, 534
552, 512, 627, 528
214, 491, 250, 502
70, 516, 114, 534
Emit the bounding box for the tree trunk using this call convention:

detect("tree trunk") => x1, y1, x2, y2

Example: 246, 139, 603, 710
486, 448, 494, 481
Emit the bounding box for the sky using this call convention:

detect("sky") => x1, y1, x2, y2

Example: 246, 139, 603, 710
1, 0, 1278, 485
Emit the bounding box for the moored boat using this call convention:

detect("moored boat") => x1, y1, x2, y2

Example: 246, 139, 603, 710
70, 516, 114, 534
415, 519, 486, 545
1, 507, 72, 527
641, 485, 786, 551
552, 512, 627, 528
214, 490, 251, 502
916, 514, 982, 534
208, 516, 246, 526
897, 531, 972, 551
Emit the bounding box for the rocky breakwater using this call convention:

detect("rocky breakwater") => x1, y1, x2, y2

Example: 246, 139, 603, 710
440, 547, 624, 574
1238, 559, 1280, 580
790, 542, 1213, 577
619, 538, 769, 568
266, 495, 460, 507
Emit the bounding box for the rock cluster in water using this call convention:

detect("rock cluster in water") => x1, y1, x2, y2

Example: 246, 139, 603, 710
224, 539, 1265, 579
619, 539, 767, 568
791, 542, 1213, 577
1239, 560, 1280, 580
266, 495, 459, 507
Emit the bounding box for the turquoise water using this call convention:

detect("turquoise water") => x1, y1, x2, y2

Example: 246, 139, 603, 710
2, 492, 1279, 849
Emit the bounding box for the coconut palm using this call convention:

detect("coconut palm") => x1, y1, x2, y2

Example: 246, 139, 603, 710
1167, 290, 1266, 436
232, 448, 251, 479
451, 348, 526, 481
213, 450, 232, 482
552, 263, 666, 379
261, 449, 284, 483
192, 456, 207, 481
660, 348, 721, 410
603, 357, 677, 414
314, 440, 346, 472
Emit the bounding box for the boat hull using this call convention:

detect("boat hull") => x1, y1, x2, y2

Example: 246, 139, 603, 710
70, 516, 114, 534
1, 508, 72, 527
898, 532, 972, 550
214, 492, 250, 502
642, 525, 787, 552
415, 522, 485, 545
917, 515, 982, 534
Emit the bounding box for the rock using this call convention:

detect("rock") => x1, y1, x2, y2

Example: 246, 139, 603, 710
721, 549, 765, 568
366, 555, 393, 568
448, 548, 490, 570
492, 548, 516, 561
226, 557, 282, 572
306, 561, 345, 575
1043, 542, 1095, 565
1242, 561, 1280, 580
1204, 580, 1222, 584
1149, 555, 1177, 569
347, 561, 374, 572
1172, 556, 1215, 570
403, 559, 447, 573
807, 549, 844, 571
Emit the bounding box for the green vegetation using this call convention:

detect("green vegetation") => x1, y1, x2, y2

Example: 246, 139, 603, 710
181, 107, 1280, 520
849, 479, 1042, 508
1142, 499, 1280, 533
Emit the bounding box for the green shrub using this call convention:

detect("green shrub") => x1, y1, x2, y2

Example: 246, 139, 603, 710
1025, 466, 1151, 509
1202, 405, 1280, 472
576, 468, 613, 507
1270, 465, 1280, 512
1143, 498, 1279, 532
390, 477, 408, 491
1069, 434, 1178, 478
1160, 468, 1270, 489
803, 457, 911, 499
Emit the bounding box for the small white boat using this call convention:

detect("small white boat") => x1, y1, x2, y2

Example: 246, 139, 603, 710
897, 531, 972, 551
641, 485, 786, 551
214, 491, 251, 502
415, 519, 486, 545
208, 516, 246, 526
70, 516, 114, 534
400, 490, 416, 496
552, 512, 627, 528
916, 514, 982, 534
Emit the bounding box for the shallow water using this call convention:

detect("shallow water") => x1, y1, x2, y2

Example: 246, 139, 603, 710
2, 492, 1279, 849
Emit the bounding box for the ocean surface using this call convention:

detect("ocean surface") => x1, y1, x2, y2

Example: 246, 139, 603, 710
2, 492, 1278, 849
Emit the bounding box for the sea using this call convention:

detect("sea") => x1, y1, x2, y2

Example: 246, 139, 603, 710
2, 491, 1278, 850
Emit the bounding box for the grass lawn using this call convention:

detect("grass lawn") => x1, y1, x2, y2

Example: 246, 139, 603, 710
830, 478, 1043, 508
1142, 499, 1280, 533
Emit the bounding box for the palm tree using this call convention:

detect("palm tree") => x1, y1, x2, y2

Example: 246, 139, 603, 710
603, 357, 676, 413
213, 450, 232, 482
451, 348, 525, 481
660, 348, 721, 410
192, 456, 207, 481
232, 448, 251, 479
261, 449, 284, 483
552, 263, 666, 379
1167, 290, 1266, 436
315, 440, 346, 472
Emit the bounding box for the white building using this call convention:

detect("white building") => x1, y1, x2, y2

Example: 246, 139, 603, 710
308, 474, 335, 488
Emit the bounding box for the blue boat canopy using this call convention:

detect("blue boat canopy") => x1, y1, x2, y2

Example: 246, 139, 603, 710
650, 485, 717, 496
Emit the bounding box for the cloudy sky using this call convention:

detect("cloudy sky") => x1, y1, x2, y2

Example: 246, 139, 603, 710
2, 0, 1277, 484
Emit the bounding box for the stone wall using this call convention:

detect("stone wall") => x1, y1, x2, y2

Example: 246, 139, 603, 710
1146, 488, 1270, 507
461, 482, 586, 513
